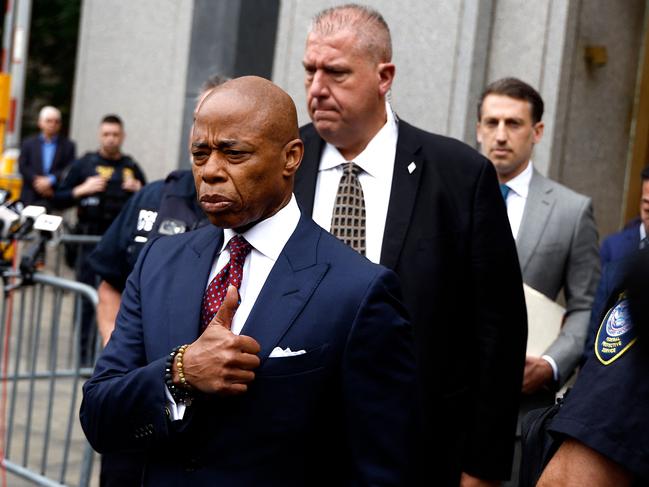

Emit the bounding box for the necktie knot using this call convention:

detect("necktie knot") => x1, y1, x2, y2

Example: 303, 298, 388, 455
342, 161, 362, 177
229, 235, 252, 261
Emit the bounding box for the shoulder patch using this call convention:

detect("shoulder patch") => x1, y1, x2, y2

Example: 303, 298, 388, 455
595, 293, 637, 365
136, 209, 158, 233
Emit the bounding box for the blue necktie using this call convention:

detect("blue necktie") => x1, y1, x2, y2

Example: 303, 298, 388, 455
499, 184, 511, 201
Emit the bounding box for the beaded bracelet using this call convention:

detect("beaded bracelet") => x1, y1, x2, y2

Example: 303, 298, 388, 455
175, 344, 191, 388
164, 345, 193, 405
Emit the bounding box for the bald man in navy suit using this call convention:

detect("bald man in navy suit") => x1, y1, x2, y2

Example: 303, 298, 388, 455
81, 76, 418, 486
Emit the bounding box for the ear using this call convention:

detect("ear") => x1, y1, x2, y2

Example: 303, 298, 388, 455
532, 121, 544, 144
377, 63, 396, 97
282, 138, 304, 177
476, 121, 483, 145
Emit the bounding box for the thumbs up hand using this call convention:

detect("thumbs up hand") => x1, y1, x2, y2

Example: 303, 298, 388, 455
173, 285, 261, 395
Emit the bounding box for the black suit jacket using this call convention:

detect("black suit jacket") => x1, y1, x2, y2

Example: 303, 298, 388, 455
19, 134, 76, 204
295, 121, 527, 483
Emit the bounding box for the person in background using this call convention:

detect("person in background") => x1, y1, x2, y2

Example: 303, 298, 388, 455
296, 5, 526, 486
19, 105, 76, 207
535, 247, 649, 486
54, 114, 146, 366
600, 165, 649, 266
476, 77, 600, 485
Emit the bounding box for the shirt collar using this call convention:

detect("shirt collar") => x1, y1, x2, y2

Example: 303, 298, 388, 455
506, 160, 533, 198
222, 194, 300, 261
39, 134, 58, 144
319, 101, 398, 179
641, 221, 647, 241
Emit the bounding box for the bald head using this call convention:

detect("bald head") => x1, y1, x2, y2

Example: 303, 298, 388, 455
190, 76, 303, 231
38, 106, 62, 139
196, 76, 299, 146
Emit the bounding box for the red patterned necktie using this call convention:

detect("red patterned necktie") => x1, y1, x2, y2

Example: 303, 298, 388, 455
200, 235, 252, 331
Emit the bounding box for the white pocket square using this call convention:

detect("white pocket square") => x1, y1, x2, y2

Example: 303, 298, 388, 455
269, 346, 306, 358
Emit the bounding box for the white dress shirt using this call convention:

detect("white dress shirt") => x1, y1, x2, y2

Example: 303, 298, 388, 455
311, 102, 398, 263
640, 220, 647, 242
167, 195, 301, 419
502, 160, 533, 240
208, 195, 300, 335
502, 161, 559, 380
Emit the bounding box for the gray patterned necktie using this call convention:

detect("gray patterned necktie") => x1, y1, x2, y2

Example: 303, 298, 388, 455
330, 162, 366, 255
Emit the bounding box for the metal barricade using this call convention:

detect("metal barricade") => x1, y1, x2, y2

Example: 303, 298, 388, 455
50, 235, 102, 279
0, 270, 99, 486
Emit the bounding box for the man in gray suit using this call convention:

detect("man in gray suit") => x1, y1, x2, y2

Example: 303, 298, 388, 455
477, 77, 600, 484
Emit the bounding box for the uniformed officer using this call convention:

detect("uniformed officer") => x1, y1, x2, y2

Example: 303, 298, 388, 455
54, 114, 146, 236
535, 250, 649, 487
54, 114, 145, 366
88, 169, 208, 345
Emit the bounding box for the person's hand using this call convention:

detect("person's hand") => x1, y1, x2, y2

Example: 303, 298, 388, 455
460, 472, 501, 487
72, 175, 107, 198
33, 175, 54, 197
122, 178, 142, 192
522, 355, 553, 394
179, 285, 260, 395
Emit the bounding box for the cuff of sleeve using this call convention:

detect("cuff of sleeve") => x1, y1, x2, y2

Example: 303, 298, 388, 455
48, 174, 57, 185
541, 354, 559, 382
164, 386, 187, 421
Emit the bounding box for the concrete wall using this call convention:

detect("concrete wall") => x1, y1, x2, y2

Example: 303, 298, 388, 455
71, 0, 280, 178
557, 0, 647, 236
71, 0, 193, 181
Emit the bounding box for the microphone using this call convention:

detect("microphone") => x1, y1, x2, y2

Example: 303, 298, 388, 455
0, 206, 20, 239
11, 205, 47, 240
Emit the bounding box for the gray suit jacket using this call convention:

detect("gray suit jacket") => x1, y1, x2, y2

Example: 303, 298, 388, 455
517, 169, 600, 384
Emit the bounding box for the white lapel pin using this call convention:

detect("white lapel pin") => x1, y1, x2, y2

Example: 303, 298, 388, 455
408, 162, 417, 174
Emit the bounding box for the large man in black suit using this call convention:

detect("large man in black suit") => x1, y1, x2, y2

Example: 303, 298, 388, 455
18, 105, 76, 206
81, 76, 418, 486
296, 5, 527, 485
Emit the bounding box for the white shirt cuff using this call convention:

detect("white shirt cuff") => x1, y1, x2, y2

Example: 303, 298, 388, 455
164, 386, 187, 421
541, 355, 559, 382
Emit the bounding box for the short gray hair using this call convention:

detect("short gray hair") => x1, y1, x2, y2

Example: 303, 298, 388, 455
310, 4, 392, 63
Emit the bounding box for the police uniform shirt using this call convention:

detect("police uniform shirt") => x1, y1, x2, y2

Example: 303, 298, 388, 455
548, 290, 649, 482
88, 170, 207, 292
54, 151, 146, 234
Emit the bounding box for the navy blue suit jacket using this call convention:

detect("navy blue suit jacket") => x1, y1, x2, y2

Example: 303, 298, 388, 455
600, 219, 641, 267
18, 134, 76, 204
81, 215, 418, 486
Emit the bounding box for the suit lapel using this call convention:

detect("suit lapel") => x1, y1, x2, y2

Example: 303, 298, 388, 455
52, 139, 65, 171
33, 139, 44, 175
294, 127, 325, 217
380, 121, 424, 269
517, 170, 555, 272
240, 216, 329, 364
167, 226, 223, 348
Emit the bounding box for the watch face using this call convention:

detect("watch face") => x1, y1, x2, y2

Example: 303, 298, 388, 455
158, 219, 187, 236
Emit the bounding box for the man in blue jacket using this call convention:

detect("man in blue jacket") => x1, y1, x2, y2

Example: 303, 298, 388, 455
81, 76, 418, 486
